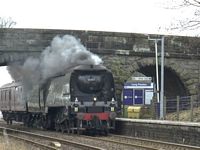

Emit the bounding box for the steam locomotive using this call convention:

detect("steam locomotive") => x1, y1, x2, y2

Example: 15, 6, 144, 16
0, 64, 117, 134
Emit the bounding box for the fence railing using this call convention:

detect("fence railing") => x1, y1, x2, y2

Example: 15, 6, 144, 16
151, 95, 200, 122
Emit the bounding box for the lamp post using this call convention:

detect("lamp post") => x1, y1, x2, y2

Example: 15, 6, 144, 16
160, 36, 165, 119
148, 35, 165, 119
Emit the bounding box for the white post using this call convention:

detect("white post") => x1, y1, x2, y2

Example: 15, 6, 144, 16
148, 35, 165, 119
160, 36, 165, 119
155, 40, 160, 103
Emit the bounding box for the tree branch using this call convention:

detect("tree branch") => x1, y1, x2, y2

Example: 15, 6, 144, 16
0, 17, 16, 28
184, 0, 200, 7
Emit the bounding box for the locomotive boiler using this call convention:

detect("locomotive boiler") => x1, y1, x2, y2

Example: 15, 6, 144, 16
0, 64, 117, 135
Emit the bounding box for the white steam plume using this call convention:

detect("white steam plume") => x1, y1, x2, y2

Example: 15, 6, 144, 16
7, 35, 103, 91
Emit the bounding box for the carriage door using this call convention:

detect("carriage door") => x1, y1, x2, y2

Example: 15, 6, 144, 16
133, 89, 144, 105
9, 89, 12, 111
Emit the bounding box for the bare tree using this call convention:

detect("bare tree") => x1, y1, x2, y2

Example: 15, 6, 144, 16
168, 0, 200, 31
0, 17, 16, 28
182, 0, 200, 7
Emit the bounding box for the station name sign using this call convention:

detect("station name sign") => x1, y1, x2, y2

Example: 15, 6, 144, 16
124, 82, 153, 90
131, 77, 152, 81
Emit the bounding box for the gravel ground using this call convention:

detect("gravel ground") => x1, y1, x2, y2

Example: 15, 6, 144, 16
0, 121, 145, 150
0, 135, 41, 150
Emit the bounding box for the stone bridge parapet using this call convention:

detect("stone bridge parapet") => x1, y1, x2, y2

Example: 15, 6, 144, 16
0, 28, 200, 98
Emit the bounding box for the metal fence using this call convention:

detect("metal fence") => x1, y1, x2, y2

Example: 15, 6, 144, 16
151, 95, 200, 122
120, 95, 200, 122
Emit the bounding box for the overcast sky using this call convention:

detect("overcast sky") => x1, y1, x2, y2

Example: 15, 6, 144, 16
0, 0, 194, 35
0, 0, 196, 86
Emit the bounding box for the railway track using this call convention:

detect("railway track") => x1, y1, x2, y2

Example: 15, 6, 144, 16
0, 127, 104, 150
80, 134, 158, 150
106, 134, 200, 150
0, 123, 158, 150
67, 133, 200, 150
1, 121, 200, 150
0, 130, 57, 150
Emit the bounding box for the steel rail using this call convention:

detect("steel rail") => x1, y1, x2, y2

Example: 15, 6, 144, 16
0, 127, 105, 150
80, 135, 158, 150
0, 132, 57, 150
110, 134, 200, 150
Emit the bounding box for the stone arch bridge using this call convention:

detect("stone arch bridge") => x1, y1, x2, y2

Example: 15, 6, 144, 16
0, 28, 200, 99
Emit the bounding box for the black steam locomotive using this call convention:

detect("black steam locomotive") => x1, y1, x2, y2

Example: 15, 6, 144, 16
0, 64, 117, 134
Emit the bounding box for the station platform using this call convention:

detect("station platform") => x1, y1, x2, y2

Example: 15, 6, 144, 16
116, 117, 200, 127
115, 118, 200, 147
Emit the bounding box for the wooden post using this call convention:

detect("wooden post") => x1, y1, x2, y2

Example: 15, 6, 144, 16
190, 96, 194, 122
151, 99, 154, 119
176, 96, 180, 121
151, 95, 157, 119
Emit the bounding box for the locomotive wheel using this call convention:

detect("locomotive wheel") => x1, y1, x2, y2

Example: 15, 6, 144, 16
60, 124, 65, 133
67, 129, 70, 134
77, 128, 83, 135
67, 120, 73, 134
77, 120, 83, 135
24, 114, 32, 127
66, 124, 70, 134
6, 119, 12, 125
9, 120, 13, 125
41, 116, 48, 130
104, 129, 109, 136
60, 120, 67, 133
55, 123, 60, 132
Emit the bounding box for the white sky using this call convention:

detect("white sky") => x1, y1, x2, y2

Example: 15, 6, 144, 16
0, 0, 197, 86
0, 0, 194, 35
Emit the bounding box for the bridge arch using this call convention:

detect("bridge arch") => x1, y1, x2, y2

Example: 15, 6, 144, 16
136, 65, 189, 98
104, 56, 198, 100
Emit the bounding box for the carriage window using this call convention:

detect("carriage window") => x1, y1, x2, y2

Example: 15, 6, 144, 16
9, 90, 11, 100
16, 86, 23, 92
4, 91, 7, 101
6, 90, 8, 101
1, 91, 3, 101
4, 91, 6, 101
1, 91, 2, 101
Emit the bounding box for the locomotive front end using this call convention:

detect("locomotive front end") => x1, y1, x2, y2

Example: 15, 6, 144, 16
70, 65, 117, 134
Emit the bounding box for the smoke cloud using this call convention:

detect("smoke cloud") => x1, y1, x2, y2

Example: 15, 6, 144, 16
7, 35, 103, 92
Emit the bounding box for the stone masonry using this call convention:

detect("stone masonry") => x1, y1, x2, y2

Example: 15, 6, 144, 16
0, 28, 200, 98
